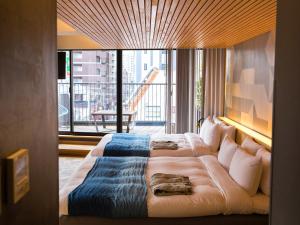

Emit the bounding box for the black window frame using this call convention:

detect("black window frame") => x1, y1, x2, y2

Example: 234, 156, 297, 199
58, 49, 120, 136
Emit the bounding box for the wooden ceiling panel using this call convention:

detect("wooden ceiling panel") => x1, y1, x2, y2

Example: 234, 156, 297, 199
57, 0, 276, 49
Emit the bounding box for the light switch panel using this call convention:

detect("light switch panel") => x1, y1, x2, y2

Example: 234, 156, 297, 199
6, 149, 30, 204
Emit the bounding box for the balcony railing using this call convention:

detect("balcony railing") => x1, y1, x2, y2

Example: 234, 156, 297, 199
58, 82, 168, 128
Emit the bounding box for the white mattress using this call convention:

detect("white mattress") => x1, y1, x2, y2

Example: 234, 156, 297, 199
60, 154, 269, 217
90, 133, 215, 157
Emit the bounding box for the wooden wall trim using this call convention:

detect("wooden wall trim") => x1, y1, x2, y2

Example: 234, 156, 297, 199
219, 117, 272, 150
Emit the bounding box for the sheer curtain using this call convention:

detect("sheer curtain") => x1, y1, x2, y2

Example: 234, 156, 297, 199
203, 48, 226, 118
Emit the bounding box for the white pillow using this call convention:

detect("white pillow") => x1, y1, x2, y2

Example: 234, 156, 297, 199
218, 135, 238, 170
256, 148, 271, 196
241, 137, 263, 155
219, 124, 236, 143
212, 116, 236, 143
213, 115, 223, 124
200, 118, 221, 152
229, 148, 263, 196
199, 117, 212, 140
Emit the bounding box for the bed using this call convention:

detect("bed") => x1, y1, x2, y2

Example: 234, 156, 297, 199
90, 116, 238, 158
59, 154, 269, 225
59, 214, 267, 225
90, 133, 215, 157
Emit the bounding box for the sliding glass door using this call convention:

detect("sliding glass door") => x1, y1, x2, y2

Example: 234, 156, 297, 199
58, 50, 117, 134
195, 49, 205, 133
122, 50, 168, 134
58, 49, 177, 135
58, 51, 71, 132
71, 50, 117, 133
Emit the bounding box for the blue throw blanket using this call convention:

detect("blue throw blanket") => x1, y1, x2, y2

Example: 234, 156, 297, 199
104, 133, 150, 157
68, 157, 148, 218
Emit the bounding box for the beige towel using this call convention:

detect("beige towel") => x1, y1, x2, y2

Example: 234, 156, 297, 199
151, 141, 178, 150
150, 173, 192, 196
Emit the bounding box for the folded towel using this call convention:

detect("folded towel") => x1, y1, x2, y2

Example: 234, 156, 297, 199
150, 173, 191, 186
150, 173, 192, 196
151, 183, 193, 196
151, 141, 178, 150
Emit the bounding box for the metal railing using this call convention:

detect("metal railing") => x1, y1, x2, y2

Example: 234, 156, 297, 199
58, 82, 168, 126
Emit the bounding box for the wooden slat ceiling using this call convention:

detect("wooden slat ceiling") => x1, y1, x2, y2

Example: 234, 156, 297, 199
57, 0, 276, 49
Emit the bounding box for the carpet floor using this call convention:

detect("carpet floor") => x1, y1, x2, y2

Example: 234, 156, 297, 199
59, 156, 84, 190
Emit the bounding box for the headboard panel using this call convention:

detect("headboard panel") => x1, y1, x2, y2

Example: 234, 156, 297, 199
219, 117, 272, 151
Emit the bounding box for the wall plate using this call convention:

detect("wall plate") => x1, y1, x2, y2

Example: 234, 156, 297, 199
6, 149, 30, 204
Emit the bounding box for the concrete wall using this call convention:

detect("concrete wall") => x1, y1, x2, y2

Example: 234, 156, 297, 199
0, 0, 58, 225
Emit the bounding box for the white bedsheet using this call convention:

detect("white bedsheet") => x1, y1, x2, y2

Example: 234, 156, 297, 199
90, 133, 214, 157
59, 154, 269, 217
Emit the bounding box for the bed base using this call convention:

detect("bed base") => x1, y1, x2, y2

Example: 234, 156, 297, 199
60, 214, 268, 225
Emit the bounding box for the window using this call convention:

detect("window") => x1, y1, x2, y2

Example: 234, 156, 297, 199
57, 51, 71, 132
160, 63, 166, 70
74, 94, 83, 101
73, 64, 82, 72
96, 56, 101, 63
96, 68, 101, 75
73, 78, 82, 83
144, 50, 147, 54
122, 50, 168, 134
150, 52, 153, 66
145, 106, 161, 119
73, 51, 82, 59
72, 50, 117, 133
195, 49, 205, 133
161, 53, 166, 64
58, 50, 117, 133
58, 50, 175, 135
